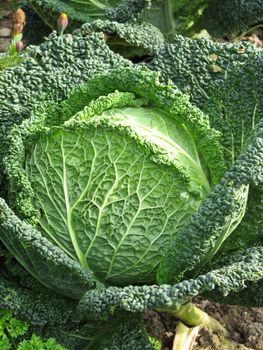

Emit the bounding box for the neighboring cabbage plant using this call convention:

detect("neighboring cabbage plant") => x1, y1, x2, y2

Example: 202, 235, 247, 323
143, 0, 263, 38
197, 0, 263, 39
142, 0, 207, 35
23, 0, 263, 40
24, 0, 151, 29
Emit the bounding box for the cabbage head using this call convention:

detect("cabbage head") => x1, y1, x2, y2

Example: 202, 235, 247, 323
3, 67, 225, 287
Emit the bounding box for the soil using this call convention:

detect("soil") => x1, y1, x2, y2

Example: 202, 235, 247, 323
235, 29, 263, 49
0, 6, 13, 53
246, 31, 263, 49
144, 300, 263, 350
0, 3, 50, 55
217, 28, 263, 49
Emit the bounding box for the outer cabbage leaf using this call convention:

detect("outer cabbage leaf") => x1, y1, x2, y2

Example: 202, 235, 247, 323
105, 0, 151, 23
205, 278, 263, 308
0, 274, 77, 327
158, 120, 263, 283
147, 35, 263, 275
75, 20, 164, 59
0, 271, 154, 349
148, 37, 262, 167
78, 245, 263, 319
0, 198, 96, 299
81, 312, 156, 350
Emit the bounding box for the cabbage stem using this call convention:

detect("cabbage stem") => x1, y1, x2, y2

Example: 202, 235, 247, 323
157, 302, 229, 337
172, 322, 199, 350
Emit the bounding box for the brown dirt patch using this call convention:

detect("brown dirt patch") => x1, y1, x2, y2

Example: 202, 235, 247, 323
144, 300, 263, 349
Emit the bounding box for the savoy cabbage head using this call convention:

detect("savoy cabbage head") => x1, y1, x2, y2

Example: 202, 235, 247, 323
4, 67, 225, 287
0, 19, 262, 350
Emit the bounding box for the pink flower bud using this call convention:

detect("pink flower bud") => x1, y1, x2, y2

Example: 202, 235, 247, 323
16, 40, 24, 52
57, 13, 68, 33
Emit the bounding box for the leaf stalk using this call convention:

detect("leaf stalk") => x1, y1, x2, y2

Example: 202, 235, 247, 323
157, 302, 229, 337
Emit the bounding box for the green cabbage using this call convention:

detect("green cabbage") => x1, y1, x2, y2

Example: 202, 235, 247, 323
4, 67, 225, 286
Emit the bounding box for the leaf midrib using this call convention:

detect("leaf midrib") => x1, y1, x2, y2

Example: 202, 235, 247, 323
61, 133, 87, 267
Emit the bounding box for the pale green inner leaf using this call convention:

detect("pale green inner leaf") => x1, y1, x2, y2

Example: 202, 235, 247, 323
25, 107, 209, 285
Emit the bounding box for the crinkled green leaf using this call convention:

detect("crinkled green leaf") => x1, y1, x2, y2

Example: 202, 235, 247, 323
77, 245, 263, 319
3, 67, 225, 286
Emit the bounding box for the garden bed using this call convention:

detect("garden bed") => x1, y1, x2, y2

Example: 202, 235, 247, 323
145, 301, 263, 350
